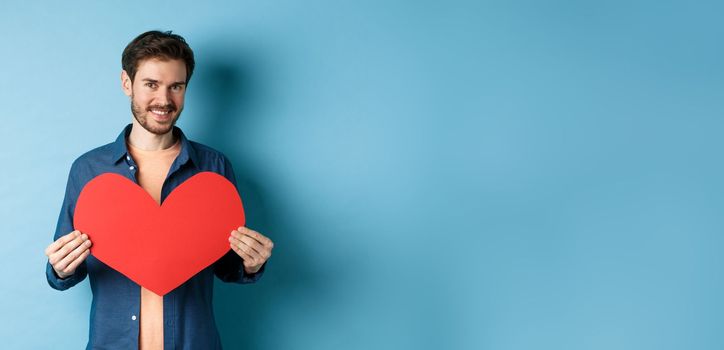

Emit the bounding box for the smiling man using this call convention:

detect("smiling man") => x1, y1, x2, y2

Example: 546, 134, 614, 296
44, 30, 274, 349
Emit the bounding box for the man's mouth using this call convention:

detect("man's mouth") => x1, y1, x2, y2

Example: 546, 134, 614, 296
148, 107, 176, 119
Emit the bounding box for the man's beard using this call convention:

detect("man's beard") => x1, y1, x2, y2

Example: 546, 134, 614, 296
130, 97, 183, 135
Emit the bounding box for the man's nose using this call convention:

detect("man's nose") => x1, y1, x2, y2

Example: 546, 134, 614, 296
154, 89, 172, 104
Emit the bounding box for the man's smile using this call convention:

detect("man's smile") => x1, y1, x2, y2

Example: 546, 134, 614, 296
148, 106, 176, 121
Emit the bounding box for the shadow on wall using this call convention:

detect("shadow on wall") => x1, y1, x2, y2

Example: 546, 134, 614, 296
192, 48, 321, 350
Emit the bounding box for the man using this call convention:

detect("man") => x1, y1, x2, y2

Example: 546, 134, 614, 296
44, 30, 274, 349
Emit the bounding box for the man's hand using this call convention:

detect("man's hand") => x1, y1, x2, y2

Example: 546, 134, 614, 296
229, 226, 274, 274
45, 230, 92, 279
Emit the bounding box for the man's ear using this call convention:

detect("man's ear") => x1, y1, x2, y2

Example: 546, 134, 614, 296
121, 70, 133, 97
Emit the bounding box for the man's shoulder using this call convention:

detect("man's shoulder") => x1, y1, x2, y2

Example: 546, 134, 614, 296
73, 142, 114, 166
70, 142, 121, 182
188, 140, 230, 165
186, 140, 236, 181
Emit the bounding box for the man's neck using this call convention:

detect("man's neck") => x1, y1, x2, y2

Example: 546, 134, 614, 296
128, 119, 177, 151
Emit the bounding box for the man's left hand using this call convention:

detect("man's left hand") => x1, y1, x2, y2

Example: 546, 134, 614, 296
229, 226, 274, 274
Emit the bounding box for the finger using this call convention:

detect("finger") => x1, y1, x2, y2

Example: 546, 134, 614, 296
50, 234, 88, 267
63, 249, 91, 276
230, 235, 263, 258
229, 236, 263, 261
235, 226, 263, 243
230, 242, 257, 263
240, 235, 265, 254
55, 233, 88, 261
55, 237, 92, 273
45, 230, 80, 256
242, 235, 273, 259
231, 234, 266, 258
236, 227, 274, 248
49, 234, 83, 265
229, 231, 258, 251
230, 227, 250, 239
246, 238, 273, 262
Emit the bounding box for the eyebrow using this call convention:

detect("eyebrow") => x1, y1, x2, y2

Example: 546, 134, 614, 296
141, 78, 187, 86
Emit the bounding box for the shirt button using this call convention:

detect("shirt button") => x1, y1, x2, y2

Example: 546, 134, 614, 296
126, 155, 131, 161
129, 166, 135, 171
132, 315, 137, 321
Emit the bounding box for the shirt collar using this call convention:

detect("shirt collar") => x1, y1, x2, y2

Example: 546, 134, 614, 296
109, 124, 198, 166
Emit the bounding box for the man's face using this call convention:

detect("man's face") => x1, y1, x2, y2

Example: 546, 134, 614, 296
121, 58, 187, 135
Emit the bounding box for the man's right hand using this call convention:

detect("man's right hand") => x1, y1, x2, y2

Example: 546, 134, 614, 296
45, 230, 92, 279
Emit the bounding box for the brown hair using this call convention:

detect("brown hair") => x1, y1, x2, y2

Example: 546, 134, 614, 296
122, 30, 195, 84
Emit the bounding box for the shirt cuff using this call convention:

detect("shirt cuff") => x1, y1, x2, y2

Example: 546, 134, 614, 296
240, 262, 266, 284
46, 261, 85, 290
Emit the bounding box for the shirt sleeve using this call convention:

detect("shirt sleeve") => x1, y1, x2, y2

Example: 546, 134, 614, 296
212, 154, 266, 284
46, 159, 89, 290
214, 250, 267, 284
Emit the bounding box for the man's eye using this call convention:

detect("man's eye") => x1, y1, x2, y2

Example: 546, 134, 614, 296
171, 85, 183, 91
145, 83, 157, 88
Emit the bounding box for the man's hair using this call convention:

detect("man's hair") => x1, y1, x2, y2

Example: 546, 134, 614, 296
122, 30, 195, 84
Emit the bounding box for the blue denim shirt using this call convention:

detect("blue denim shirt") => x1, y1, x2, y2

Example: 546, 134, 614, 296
46, 124, 264, 349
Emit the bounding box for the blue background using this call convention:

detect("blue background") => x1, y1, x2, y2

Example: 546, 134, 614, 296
1, 1, 722, 349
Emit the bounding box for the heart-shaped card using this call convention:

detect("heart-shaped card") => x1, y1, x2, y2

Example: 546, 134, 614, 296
73, 171, 244, 296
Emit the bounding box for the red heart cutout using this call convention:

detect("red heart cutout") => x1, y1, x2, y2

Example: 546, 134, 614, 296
73, 172, 245, 296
